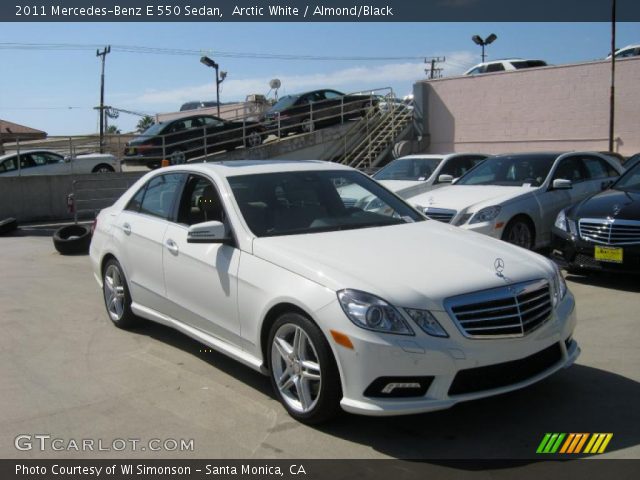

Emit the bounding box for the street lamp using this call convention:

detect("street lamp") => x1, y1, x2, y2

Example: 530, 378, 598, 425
200, 56, 227, 117
472, 33, 498, 62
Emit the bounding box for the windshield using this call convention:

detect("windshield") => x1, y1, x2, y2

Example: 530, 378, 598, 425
613, 163, 640, 192
269, 95, 299, 112
140, 122, 165, 136
373, 157, 443, 181
456, 154, 556, 187
228, 170, 424, 237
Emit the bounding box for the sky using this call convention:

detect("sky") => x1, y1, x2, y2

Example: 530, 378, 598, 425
0, 21, 638, 135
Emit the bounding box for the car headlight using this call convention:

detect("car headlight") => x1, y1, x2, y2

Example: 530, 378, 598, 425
551, 263, 567, 307
337, 289, 414, 335
404, 308, 448, 337
554, 209, 568, 231
469, 206, 502, 224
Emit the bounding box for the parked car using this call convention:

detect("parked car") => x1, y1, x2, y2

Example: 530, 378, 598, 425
337, 153, 487, 211
606, 44, 640, 59
552, 159, 640, 274
90, 160, 579, 423
180, 100, 219, 111
0, 150, 119, 176
123, 114, 265, 169
464, 59, 548, 75
406, 152, 624, 250
261, 89, 377, 136
373, 153, 487, 197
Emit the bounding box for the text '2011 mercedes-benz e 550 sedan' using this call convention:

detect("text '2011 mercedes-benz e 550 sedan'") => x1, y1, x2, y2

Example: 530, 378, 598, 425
90, 160, 579, 424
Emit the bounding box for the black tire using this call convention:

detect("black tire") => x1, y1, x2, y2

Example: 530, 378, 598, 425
52, 224, 92, 255
169, 149, 186, 165
502, 216, 535, 250
102, 258, 139, 329
300, 117, 314, 134
267, 312, 342, 424
92, 164, 115, 173
0, 217, 18, 235
246, 130, 263, 148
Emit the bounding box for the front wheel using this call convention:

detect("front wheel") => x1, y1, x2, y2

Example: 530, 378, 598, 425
502, 217, 534, 249
268, 313, 342, 424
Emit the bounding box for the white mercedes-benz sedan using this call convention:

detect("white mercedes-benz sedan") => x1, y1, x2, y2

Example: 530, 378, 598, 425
372, 153, 487, 197
407, 152, 624, 250
90, 160, 579, 423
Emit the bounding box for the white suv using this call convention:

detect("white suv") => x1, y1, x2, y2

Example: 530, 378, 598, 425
464, 59, 548, 75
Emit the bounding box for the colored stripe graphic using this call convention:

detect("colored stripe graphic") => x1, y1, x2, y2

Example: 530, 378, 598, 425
537, 433, 613, 454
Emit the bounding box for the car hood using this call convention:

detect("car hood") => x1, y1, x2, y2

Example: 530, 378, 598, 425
408, 185, 534, 212
252, 221, 553, 310
571, 188, 640, 221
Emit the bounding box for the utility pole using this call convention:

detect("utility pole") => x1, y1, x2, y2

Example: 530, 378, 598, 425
609, 0, 616, 152
96, 45, 111, 153
425, 57, 445, 79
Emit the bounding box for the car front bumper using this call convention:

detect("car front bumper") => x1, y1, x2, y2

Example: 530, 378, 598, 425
315, 292, 578, 416
552, 227, 640, 274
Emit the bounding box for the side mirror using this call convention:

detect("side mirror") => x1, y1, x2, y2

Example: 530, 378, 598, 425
552, 178, 573, 190
437, 174, 454, 184
187, 221, 230, 244
64, 155, 72, 163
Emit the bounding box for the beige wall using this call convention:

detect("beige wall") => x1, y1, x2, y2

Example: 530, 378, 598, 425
415, 57, 640, 156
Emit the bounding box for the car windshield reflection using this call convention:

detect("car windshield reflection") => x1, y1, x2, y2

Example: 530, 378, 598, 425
227, 170, 424, 237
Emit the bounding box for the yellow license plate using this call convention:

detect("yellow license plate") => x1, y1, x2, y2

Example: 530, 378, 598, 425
594, 245, 623, 263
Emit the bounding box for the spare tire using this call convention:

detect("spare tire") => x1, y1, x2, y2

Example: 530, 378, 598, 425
0, 217, 18, 235
53, 224, 92, 255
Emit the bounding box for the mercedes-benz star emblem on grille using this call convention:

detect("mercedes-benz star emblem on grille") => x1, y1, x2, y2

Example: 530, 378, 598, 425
494, 258, 505, 275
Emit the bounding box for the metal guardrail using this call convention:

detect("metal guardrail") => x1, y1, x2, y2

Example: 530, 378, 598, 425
2, 87, 405, 172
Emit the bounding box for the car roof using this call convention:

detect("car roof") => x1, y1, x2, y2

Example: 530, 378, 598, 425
161, 160, 353, 178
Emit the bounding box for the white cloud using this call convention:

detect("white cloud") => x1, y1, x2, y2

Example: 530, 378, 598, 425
129, 51, 477, 110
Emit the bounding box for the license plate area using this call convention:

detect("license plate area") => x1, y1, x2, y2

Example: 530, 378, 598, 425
594, 245, 623, 263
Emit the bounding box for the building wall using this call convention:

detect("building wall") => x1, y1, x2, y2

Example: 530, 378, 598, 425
414, 57, 640, 156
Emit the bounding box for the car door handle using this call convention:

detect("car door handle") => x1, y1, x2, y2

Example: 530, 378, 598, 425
165, 239, 179, 255
122, 223, 131, 235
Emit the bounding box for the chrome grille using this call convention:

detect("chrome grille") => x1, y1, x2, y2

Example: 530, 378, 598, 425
423, 207, 456, 223
579, 218, 640, 245
445, 279, 552, 338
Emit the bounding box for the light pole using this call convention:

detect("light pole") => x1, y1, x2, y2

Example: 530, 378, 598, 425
472, 34, 497, 62
200, 56, 227, 117
96, 45, 111, 153
608, 0, 616, 152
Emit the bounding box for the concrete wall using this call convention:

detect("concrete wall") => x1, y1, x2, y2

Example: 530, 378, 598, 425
414, 57, 640, 156
0, 172, 144, 223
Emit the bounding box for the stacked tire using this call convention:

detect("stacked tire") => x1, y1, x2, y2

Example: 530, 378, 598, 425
53, 224, 92, 255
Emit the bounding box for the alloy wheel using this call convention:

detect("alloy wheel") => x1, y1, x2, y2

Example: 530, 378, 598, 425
271, 323, 322, 414
104, 264, 126, 321
506, 221, 532, 249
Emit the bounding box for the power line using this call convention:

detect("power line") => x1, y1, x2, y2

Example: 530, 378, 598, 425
0, 42, 439, 62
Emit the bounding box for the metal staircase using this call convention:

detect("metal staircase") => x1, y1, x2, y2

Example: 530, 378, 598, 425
330, 101, 414, 170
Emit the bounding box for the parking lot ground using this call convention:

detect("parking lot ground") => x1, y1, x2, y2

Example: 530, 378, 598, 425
1, 234, 639, 460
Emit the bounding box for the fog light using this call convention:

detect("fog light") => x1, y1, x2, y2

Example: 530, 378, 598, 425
364, 376, 434, 398
381, 382, 422, 394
